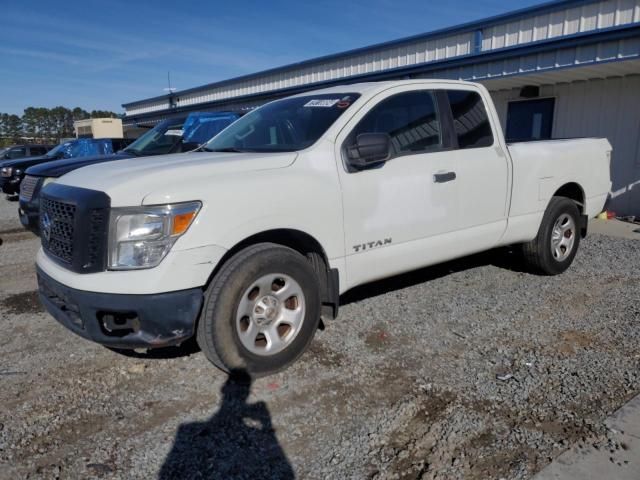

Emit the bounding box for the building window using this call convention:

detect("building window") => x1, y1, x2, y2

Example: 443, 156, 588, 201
77, 126, 93, 138
506, 98, 555, 142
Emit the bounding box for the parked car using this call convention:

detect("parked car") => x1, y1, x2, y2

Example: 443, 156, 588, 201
0, 144, 54, 161
0, 138, 131, 196
34, 80, 611, 376
19, 111, 240, 233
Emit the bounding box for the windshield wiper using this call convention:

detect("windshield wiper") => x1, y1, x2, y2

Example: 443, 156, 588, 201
202, 147, 248, 153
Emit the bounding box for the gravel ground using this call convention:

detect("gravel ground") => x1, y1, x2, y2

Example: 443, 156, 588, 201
0, 194, 22, 232
1, 196, 639, 480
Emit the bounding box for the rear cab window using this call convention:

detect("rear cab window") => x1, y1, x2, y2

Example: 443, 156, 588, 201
446, 90, 494, 149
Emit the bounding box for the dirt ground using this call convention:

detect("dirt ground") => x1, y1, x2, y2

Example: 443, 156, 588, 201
1, 196, 639, 480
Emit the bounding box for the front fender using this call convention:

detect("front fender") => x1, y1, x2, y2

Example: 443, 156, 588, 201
168, 153, 345, 262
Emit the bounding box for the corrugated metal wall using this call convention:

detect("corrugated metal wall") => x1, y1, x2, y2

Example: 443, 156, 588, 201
421, 37, 640, 83
127, 99, 171, 115
124, 0, 640, 116
490, 74, 640, 215
481, 0, 640, 50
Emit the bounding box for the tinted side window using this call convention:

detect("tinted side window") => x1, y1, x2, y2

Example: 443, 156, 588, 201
30, 147, 47, 156
7, 147, 26, 159
111, 139, 128, 151
351, 91, 442, 158
447, 90, 494, 149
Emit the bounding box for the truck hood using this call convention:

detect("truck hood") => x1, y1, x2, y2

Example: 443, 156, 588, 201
1, 154, 53, 171
55, 151, 297, 206
26, 152, 133, 178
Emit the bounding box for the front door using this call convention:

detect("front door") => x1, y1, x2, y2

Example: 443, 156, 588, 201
334, 87, 459, 289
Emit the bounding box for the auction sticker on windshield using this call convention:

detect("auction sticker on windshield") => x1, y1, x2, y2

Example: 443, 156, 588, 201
165, 129, 184, 136
304, 99, 340, 108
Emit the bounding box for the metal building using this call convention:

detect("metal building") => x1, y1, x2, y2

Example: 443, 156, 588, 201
122, 0, 640, 215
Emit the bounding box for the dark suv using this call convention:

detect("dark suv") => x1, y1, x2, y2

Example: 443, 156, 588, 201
0, 138, 131, 196
0, 144, 54, 160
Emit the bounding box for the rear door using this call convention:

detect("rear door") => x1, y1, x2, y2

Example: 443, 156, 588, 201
444, 88, 509, 244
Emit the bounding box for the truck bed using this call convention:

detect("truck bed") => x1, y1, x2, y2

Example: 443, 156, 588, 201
507, 137, 612, 219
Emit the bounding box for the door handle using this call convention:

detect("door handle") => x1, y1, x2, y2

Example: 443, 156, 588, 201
433, 171, 456, 183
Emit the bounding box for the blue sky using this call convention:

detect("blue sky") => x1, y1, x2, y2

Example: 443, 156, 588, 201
0, 0, 544, 115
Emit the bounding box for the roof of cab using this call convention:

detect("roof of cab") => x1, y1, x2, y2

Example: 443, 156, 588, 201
289, 79, 478, 98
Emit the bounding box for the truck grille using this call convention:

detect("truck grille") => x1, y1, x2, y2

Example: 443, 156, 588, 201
86, 209, 108, 269
40, 185, 111, 273
20, 175, 40, 201
41, 197, 76, 264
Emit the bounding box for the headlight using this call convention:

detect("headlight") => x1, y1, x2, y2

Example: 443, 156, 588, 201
1, 167, 12, 177
108, 201, 201, 270
14, 169, 23, 177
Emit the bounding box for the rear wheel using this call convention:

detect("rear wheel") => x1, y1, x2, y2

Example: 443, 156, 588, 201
196, 243, 321, 377
521, 196, 581, 275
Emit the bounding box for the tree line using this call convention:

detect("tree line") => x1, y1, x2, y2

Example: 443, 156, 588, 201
0, 107, 120, 146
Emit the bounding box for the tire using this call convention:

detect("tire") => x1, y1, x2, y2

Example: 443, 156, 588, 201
521, 196, 581, 275
196, 243, 321, 377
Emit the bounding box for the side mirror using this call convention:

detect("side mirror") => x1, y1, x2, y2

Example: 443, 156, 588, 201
347, 133, 391, 169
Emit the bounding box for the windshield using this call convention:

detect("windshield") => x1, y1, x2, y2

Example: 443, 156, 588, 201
43, 140, 113, 159
124, 119, 185, 156
204, 93, 360, 153
45, 143, 68, 157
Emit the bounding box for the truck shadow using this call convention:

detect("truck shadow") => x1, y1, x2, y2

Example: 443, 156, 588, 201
105, 337, 201, 359
158, 369, 295, 480
109, 247, 527, 359
340, 246, 528, 306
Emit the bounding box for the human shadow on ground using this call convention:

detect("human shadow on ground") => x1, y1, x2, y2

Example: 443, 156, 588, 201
159, 369, 294, 480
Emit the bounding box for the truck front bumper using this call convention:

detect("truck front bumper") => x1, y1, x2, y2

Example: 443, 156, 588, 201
0, 175, 20, 195
19, 196, 40, 234
37, 266, 203, 349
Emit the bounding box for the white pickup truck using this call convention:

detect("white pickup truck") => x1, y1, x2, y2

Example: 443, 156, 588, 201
36, 80, 611, 376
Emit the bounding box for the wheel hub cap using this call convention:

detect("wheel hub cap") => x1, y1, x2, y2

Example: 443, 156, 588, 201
550, 213, 576, 262
254, 295, 279, 325
236, 274, 306, 356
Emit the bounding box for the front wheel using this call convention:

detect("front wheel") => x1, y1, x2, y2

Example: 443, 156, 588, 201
521, 196, 582, 275
196, 243, 321, 377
